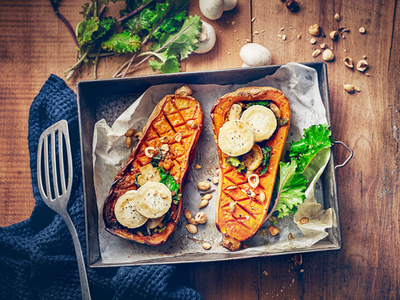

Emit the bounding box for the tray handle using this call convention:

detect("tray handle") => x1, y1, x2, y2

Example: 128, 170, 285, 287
333, 141, 353, 169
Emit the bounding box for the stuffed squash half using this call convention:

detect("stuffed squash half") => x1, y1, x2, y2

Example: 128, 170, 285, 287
103, 85, 204, 246
211, 87, 291, 251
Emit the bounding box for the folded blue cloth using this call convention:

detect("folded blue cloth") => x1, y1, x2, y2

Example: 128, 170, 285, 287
0, 75, 202, 300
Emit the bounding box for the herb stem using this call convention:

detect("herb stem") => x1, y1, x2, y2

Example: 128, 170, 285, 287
64, 50, 89, 74
49, 0, 78, 47
117, 0, 154, 23
93, 47, 101, 79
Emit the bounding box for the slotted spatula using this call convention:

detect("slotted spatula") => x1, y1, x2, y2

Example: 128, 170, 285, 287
37, 120, 91, 300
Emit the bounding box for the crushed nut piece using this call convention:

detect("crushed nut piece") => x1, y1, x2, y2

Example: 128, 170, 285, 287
184, 209, 192, 220
195, 212, 207, 224
188, 217, 198, 225
159, 136, 169, 143
312, 49, 321, 58
334, 13, 341, 21
359, 27, 366, 34
202, 242, 212, 250
160, 144, 169, 154
263, 270, 268, 276
199, 199, 209, 209
300, 217, 309, 224
194, 164, 202, 169
187, 120, 198, 129
322, 49, 335, 61
282, 34, 287, 41
229, 201, 236, 213
259, 190, 266, 203
344, 84, 361, 93
297, 33, 302, 39
343, 57, 354, 69
174, 132, 182, 142
125, 136, 132, 148
226, 185, 238, 190
134, 131, 143, 139
308, 24, 320, 36
320, 43, 327, 49
212, 176, 219, 184
186, 224, 198, 234
269, 225, 280, 236
357, 59, 369, 72
310, 38, 317, 44
145, 146, 157, 158
197, 181, 211, 191
363, 55, 367, 59
202, 194, 212, 200
329, 30, 339, 40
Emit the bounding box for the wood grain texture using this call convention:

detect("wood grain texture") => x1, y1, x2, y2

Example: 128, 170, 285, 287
1, 0, 399, 299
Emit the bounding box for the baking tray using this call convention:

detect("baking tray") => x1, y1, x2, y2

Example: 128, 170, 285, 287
77, 62, 342, 267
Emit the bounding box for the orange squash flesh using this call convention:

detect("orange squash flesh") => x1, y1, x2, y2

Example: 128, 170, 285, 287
210, 87, 291, 251
103, 86, 204, 246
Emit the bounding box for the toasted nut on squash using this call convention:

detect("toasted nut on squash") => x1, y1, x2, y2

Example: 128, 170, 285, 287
211, 86, 290, 251
103, 86, 204, 246
243, 144, 263, 171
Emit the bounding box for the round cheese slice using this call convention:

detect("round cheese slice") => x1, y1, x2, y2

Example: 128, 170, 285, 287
135, 182, 172, 219
240, 105, 277, 142
114, 190, 148, 229
218, 120, 255, 156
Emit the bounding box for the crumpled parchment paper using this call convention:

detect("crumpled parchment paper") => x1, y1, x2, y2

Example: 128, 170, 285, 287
92, 63, 335, 264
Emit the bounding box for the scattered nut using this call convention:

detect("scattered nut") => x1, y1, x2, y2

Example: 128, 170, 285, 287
359, 27, 366, 34
202, 242, 212, 250
160, 144, 169, 154
310, 38, 316, 44
134, 131, 143, 139
199, 199, 209, 209
268, 225, 280, 236
194, 164, 202, 169
299, 217, 310, 224
363, 55, 367, 59
269, 103, 281, 118
125, 136, 132, 148
288, 232, 294, 240
228, 103, 242, 121
187, 120, 198, 129
125, 129, 136, 137
174, 132, 182, 142
184, 209, 192, 220
308, 24, 320, 36
248, 174, 260, 188
320, 43, 327, 49
188, 217, 198, 225
159, 136, 170, 143
334, 13, 341, 21
297, 33, 302, 39
226, 185, 238, 190
282, 34, 287, 41
344, 84, 361, 93
322, 49, 335, 61
357, 59, 369, 72
312, 49, 321, 58
329, 30, 339, 40
259, 190, 266, 203
145, 146, 157, 158
212, 176, 219, 184
195, 212, 207, 224
248, 190, 256, 198
286, 0, 300, 12
229, 201, 236, 213
159, 192, 168, 199
197, 181, 211, 191
186, 224, 198, 234
202, 194, 212, 200
216, 168, 220, 175
343, 57, 354, 69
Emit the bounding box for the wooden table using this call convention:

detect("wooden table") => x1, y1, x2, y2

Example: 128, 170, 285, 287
1, 0, 399, 299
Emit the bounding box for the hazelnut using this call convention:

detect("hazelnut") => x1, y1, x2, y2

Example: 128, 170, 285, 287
187, 120, 198, 129
195, 212, 207, 224
357, 59, 369, 72
320, 43, 327, 49
184, 209, 192, 220
268, 225, 280, 236
202, 242, 212, 250
359, 27, 366, 34
322, 49, 335, 62
286, 0, 300, 12
197, 181, 211, 191
334, 13, 341, 21
202, 194, 212, 200
312, 49, 321, 58
160, 144, 169, 154
125, 136, 132, 148
308, 24, 320, 36
188, 218, 198, 225
248, 174, 260, 189
310, 38, 316, 44
125, 128, 136, 137
343, 57, 354, 69
174, 132, 182, 142
145, 147, 157, 158
159, 136, 169, 143
212, 176, 219, 184
186, 224, 198, 234
329, 31, 339, 40
199, 199, 209, 209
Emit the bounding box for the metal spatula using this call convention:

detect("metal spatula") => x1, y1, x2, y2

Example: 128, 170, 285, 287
37, 120, 91, 300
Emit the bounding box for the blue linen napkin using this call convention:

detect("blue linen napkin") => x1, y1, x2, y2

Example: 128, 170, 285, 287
0, 74, 202, 300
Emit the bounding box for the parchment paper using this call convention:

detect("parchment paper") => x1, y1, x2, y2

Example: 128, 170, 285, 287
92, 63, 334, 264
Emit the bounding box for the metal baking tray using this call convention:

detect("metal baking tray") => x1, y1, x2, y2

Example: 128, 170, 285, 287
77, 62, 342, 267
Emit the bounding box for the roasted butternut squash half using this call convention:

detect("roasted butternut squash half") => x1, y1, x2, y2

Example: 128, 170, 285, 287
211, 86, 291, 251
103, 85, 204, 246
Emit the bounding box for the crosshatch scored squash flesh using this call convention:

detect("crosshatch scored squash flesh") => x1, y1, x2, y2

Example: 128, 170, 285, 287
103, 85, 204, 246
211, 87, 291, 251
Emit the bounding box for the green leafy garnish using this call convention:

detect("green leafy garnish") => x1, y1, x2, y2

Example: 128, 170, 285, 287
154, 225, 167, 233
150, 148, 163, 167
244, 101, 270, 109
226, 157, 246, 173
259, 146, 272, 175
101, 31, 141, 53
134, 173, 141, 188
148, 52, 181, 73
274, 160, 307, 219
157, 167, 180, 196
289, 124, 333, 173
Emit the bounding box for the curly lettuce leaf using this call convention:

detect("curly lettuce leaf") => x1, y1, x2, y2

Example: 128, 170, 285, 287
101, 31, 141, 53
149, 52, 181, 73
289, 124, 333, 173
77, 17, 99, 47
274, 159, 307, 219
